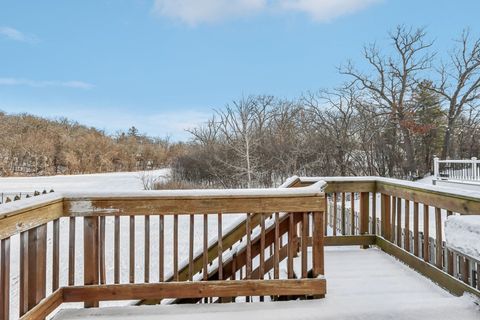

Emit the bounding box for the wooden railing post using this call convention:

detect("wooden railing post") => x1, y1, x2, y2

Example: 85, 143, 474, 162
84, 216, 99, 308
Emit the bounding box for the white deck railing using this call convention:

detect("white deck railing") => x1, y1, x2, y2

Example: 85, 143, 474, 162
433, 156, 479, 184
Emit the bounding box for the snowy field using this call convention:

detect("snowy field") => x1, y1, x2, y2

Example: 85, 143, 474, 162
53, 246, 480, 320
0, 169, 170, 193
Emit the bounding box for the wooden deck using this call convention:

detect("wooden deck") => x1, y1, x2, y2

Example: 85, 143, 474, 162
52, 246, 480, 320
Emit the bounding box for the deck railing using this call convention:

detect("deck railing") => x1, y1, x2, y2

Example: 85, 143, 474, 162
0, 183, 326, 320
291, 176, 480, 298
433, 156, 480, 184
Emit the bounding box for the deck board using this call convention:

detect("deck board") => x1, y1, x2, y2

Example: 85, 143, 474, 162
53, 247, 480, 320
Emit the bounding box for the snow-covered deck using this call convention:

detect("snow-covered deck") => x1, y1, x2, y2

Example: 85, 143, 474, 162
53, 246, 480, 320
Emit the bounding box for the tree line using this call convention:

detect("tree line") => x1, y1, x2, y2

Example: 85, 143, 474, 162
172, 26, 480, 187
0, 112, 181, 176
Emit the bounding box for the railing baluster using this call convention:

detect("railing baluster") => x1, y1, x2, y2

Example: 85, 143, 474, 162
274, 212, 280, 279
144, 215, 150, 283
288, 213, 294, 279
36, 225, 47, 304
435, 207, 443, 270
246, 213, 252, 280
324, 194, 328, 236
173, 215, 179, 281
391, 197, 397, 243
381, 194, 391, 240
159, 215, 165, 282
341, 193, 346, 235
371, 192, 377, 235
413, 202, 419, 257
52, 219, 60, 291
19, 231, 28, 316
360, 192, 369, 240
259, 213, 265, 280
446, 210, 454, 275
189, 214, 194, 281
423, 204, 430, 263
333, 193, 337, 236
1, 238, 10, 320
99, 216, 106, 285
114, 216, 120, 284
129, 216, 135, 284
301, 212, 308, 278
405, 200, 410, 252
396, 197, 402, 246
351, 192, 355, 236
203, 214, 208, 281
218, 212, 223, 281
68, 217, 76, 286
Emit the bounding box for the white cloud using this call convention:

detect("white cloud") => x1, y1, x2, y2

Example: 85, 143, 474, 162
152, 0, 267, 26
278, 0, 381, 22
0, 26, 38, 43
152, 0, 380, 25
0, 78, 94, 89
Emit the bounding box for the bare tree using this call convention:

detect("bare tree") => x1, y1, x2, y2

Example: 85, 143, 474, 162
341, 25, 434, 176
429, 29, 480, 158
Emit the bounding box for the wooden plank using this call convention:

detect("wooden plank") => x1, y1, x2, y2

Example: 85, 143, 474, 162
0, 199, 63, 240
202, 214, 208, 281
462, 257, 469, 285
413, 202, 419, 257
0, 238, 10, 320
218, 212, 223, 280
114, 216, 120, 284
324, 194, 328, 236
129, 216, 135, 284
68, 217, 75, 286
446, 210, 454, 276
144, 215, 150, 283
312, 211, 324, 277
324, 180, 376, 193
20, 288, 63, 320
381, 194, 391, 240
274, 212, 280, 279
359, 192, 369, 238
391, 196, 396, 243
350, 192, 355, 235
52, 219, 60, 291
246, 213, 252, 279
84, 216, 99, 308
341, 193, 346, 235
396, 197, 402, 246
188, 214, 194, 281
423, 204, 430, 263
259, 213, 266, 279
36, 225, 47, 304
99, 216, 106, 285
333, 193, 337, 236
173, 215, 179, 281
301, 212, 308, 278
159, 215, 164, 282
288, 213, 294, 279
65, 195, 325, 216
324, 235, 376, 246
405, 200, 410, 252
376, 236, 480, 298
435, 207, 443, 270
19, 232, 29, 316
63, 278, 327, 302
27, 229, 37, 310
371, 192, 377, 235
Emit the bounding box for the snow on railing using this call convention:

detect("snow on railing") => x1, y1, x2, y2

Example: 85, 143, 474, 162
433, 156, 480, 184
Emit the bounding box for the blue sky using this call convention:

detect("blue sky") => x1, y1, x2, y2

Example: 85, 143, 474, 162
0, 0, 479, 140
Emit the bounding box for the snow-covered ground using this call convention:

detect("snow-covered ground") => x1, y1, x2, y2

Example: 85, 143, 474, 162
53, 246, 480, 320
445, 216, 480, 261
0, 169, 170, 193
